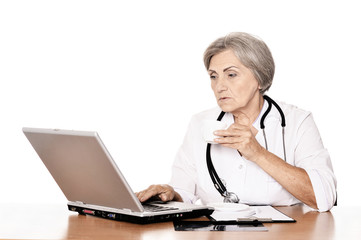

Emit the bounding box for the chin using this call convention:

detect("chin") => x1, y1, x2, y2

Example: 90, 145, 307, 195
218, 104, 237, 113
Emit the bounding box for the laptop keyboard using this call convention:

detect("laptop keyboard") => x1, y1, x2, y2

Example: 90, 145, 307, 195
142, 203, 179, 212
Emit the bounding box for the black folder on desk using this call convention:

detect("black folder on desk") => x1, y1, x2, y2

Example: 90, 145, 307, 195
174, 206, 295, 232
208, 205, 296, 223
174, 220, 268, 231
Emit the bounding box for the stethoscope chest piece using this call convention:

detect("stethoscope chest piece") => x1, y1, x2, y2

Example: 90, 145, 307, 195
223, 192, 239, 203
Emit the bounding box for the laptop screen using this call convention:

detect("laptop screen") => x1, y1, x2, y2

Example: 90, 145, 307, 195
23, 128, 144, 212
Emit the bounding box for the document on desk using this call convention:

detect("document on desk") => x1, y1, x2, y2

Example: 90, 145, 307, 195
209, 205, 295, 223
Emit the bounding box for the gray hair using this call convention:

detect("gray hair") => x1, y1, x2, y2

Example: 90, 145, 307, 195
203, 32, 275, 94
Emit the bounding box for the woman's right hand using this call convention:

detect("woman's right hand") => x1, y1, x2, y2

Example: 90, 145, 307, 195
136, 184, 183, 203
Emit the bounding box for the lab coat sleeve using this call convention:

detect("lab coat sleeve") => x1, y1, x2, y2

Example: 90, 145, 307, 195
294, 113, 337, 212
169, 118, 198, 204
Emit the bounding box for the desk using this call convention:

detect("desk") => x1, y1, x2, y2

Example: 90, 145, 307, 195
0, 203, 360, 239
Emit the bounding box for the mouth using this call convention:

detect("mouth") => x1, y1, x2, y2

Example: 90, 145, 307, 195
218, 97, 231, 101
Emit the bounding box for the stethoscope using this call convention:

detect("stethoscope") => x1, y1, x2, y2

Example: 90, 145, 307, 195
206, 95, 286, 203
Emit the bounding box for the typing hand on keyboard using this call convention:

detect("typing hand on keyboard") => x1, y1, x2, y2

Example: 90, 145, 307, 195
136, 184, 183, 203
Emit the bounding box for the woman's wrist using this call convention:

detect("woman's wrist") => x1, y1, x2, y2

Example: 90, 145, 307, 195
250, 147, 269, 165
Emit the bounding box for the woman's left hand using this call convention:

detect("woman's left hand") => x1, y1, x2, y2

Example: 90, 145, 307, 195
214, 112, 264, 161
215, 112, 318, 210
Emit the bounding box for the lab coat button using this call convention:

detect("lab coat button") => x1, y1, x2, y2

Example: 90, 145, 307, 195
238, 164, 243, 169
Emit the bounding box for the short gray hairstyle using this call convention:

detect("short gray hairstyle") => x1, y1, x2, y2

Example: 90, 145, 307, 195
203, 32, 275, 94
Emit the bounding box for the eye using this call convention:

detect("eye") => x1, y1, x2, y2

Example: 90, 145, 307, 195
228, 73, 237, 78
209, 74, 217, 80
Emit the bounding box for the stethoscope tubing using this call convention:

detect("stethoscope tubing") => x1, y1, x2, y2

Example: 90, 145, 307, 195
206, 95, 286, 202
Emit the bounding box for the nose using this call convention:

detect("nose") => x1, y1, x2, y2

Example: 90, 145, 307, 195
214, 76, 227, 93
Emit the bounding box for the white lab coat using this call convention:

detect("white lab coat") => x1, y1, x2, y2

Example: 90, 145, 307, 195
169, 99, 337, 212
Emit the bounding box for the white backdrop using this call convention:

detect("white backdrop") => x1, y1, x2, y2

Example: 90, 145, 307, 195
0, 0, 360, 207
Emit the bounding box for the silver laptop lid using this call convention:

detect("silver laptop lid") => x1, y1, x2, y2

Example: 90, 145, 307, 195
23, 127, 144, 212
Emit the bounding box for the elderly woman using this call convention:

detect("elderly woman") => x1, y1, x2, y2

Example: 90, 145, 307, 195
136, 32, 337, 212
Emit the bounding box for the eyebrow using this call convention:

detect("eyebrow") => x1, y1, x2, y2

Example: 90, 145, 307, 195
208, 66, 239, 74
223, 66, 239, 72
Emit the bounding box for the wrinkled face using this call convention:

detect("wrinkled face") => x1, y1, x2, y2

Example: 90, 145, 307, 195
208, 49, 261, 115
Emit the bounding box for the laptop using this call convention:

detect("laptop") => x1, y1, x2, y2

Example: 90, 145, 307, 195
22, 127, 214, 224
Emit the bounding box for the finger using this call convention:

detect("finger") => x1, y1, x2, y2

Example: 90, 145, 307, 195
213, 129, 237, 137
214, 136, 240, 144
137, 185, 174, 203
232, 120, 258, 136
216, 122, 249, 133
136, 191, 149, 202
214, 127, 246, 137
137, 186, 160, 202
140, 191, 159, 202
159, 192, 172, 202
157, 185, 175, 202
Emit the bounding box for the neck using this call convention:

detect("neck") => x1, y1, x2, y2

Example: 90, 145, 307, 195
232, 94, 264, 124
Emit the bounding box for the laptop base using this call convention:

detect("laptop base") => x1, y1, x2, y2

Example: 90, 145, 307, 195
68, 204, 214, 224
